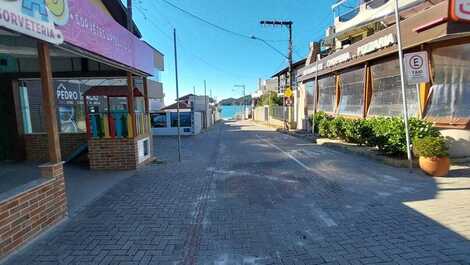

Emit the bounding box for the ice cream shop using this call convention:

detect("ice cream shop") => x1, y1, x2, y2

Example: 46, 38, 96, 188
0, 0, 163, 258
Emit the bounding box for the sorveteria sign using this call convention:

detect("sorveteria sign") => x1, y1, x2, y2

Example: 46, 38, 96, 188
303, 33, 397, 75
0, 0, 68, 44
0, 0, 155, 74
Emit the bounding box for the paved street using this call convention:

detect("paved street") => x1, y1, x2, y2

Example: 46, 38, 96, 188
3, 121, 470, 265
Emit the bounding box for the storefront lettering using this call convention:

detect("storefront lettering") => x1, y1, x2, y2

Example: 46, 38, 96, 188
303, 63, 324, 76
357, 33, 396, 57
0, 0, 67, 44
327, 52, 351, 68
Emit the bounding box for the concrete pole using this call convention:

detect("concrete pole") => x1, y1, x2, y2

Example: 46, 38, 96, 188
174, 29, 182, 162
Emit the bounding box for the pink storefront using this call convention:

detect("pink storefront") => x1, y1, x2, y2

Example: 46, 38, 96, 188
0, 0, 162, 258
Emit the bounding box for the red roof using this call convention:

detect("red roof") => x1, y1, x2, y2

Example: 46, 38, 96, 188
83, 86, 144, 97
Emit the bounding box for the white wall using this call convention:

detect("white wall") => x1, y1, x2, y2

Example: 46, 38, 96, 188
151, 111, 203, 136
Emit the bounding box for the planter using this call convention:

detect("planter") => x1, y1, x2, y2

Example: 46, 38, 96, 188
418, 156, 450, 177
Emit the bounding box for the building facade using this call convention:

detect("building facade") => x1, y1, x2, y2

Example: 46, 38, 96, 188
299, 0, 470, 157
0, 0, 163, 257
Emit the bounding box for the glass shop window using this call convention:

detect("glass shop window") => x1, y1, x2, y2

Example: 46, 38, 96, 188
305, 81, 315, 115
18, 80, 41, 133
151, 113, 167, 128
368, 58, 419, 117
171, 112, 192, 127
338, 67, 365, 116
426, 44, 470, 124
317, 75, 337, 113
55, 80, 88, 133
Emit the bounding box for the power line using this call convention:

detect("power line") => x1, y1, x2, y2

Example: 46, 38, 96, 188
135, 5, 260, 79
158, 0, 287, 42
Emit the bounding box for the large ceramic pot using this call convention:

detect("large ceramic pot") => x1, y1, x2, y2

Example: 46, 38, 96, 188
418, 156, 450, 177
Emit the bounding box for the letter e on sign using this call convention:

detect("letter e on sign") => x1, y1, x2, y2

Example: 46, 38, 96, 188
404, 52, 430, 85
450, 0, 470, 22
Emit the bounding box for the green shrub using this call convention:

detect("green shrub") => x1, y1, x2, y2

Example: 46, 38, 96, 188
409, 117, 440, 139
413, 136, 449, 158
312, 114, 442, 157
363, 117, 388, 149
327, 117, 345, 139
343, 119, 373, 145
310, 111, 330, 134
318, 117, 333, 138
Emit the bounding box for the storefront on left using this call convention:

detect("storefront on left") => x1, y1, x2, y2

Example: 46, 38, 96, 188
0, 0, 161, 258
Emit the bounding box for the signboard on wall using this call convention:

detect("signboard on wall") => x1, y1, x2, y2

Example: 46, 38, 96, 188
59, 0, 155, 74
0, 0, 66, 44
450, 0, 470, 22
0, 0, 154, 74
404, 51, 430, 85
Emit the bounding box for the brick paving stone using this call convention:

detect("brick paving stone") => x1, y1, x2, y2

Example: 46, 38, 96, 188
2, 122, 470, 265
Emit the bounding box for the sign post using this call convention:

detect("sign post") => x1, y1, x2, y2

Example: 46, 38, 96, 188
404, 52, 430, 85
404, 51, 430, 119
394, 0, 413, 170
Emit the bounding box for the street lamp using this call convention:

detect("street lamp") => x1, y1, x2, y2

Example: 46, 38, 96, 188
234, 85, 246, 120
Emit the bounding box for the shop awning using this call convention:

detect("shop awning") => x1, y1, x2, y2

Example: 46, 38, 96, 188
83, 86, 144, 97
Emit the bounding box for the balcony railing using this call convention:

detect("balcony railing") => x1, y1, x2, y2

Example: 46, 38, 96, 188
339, 7, 360, 22
366, 0, 390, 9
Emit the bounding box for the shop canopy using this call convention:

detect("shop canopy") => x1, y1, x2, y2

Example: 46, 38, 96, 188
83, 86, 144, 97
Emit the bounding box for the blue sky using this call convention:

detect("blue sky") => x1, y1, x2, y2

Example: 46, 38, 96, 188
131, 0, 336, 102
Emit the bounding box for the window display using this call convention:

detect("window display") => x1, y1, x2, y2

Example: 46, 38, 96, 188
151, 113, 167, 128
305, 81, 315, 115
426, 44, 470, 124
171, 112, 192, 127
338, 67, 365, 116
368, 58, 419, 117
317, 75, 336, 113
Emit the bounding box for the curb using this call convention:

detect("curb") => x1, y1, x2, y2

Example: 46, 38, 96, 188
277, 130, 419, 169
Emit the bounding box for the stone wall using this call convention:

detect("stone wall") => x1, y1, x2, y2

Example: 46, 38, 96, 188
0, 163, 67, 257
24, 133, 88, 162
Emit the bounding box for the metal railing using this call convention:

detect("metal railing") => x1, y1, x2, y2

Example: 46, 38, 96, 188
366, 0, 390, 9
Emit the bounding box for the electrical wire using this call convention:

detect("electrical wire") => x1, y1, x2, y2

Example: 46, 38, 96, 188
158, 0, 287, 43
135, 5, 260, 79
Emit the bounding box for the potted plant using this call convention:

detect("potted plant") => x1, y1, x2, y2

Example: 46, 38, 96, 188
413, 136, 450, 177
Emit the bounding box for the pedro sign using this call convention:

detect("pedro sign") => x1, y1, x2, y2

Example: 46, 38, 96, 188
450, 0, 470, 22
0, 0, 69, 44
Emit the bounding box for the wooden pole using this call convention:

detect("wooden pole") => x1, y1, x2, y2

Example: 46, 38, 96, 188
127, 72, 136, 136
143, 77, 150, 114
37, 42, 61, 163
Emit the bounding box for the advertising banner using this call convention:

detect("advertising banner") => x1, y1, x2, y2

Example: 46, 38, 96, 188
59, 0, 154, 74
0, 0, 154, 74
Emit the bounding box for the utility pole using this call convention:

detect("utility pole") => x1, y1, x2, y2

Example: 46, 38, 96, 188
204, 80, 208, 128
192, 86, 196, 135
259, 20, 293, 130
394, 0, 413, 169
173, 29, 182, 162
127, 0, 133, 32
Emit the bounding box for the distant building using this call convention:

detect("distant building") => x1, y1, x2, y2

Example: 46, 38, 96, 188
150, 93, 218, 136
